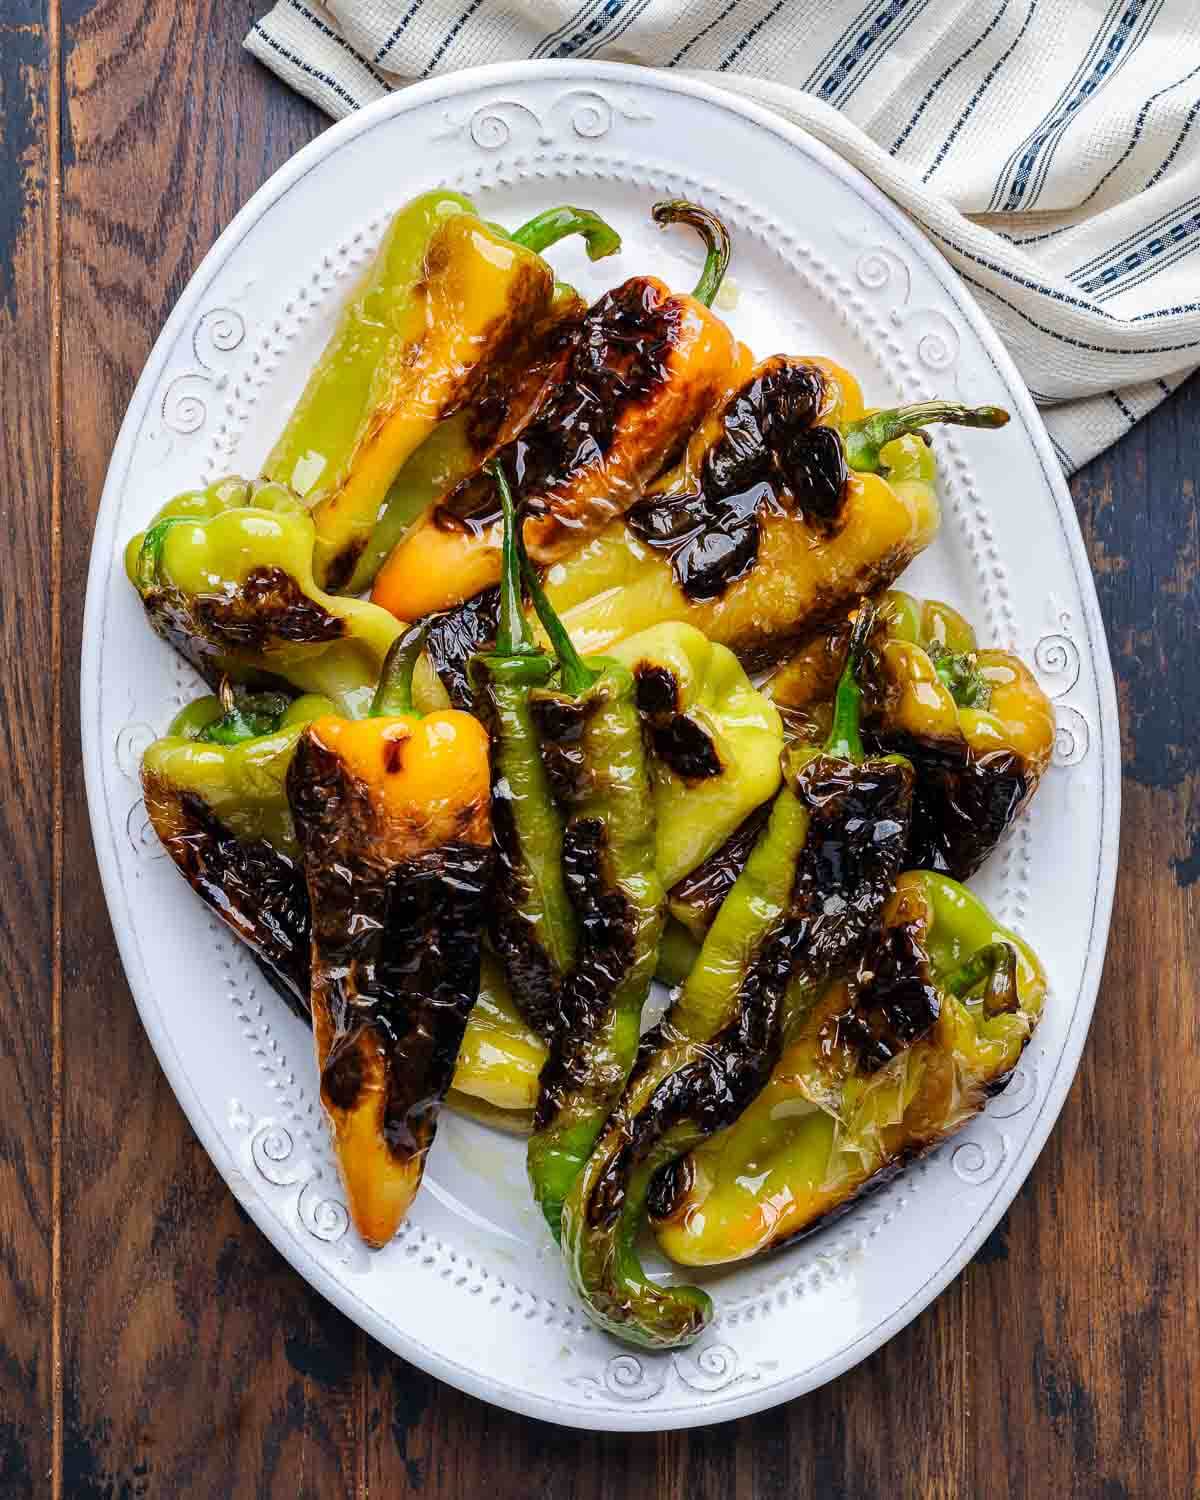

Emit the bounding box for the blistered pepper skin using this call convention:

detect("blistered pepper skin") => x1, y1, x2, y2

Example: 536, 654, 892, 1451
651, 872, 1046, 1267
263, 192, 557, 592
372, 266, 739, 621
287, 711, 492, 1248
771, 590, 1057, 877
560, 618, 914, 1348
126, 476, 403, 718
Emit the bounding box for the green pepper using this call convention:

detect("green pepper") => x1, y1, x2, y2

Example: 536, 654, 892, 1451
263, 193, 620, 591
540, 361, 1007, 668
140, 688, 334, 1014
559, 605, 915, 1348
481, 466, 665, 1239
468, 465, 577, 1044
605, 622, 783, 889
651, 870, 1046, 1265
126, 475, 403, 718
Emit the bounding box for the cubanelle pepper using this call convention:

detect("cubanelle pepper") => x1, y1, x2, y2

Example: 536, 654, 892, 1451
560, 605, 915, 1349
371, 199, 739, 624
285, 627, 493, 1247
141, 687, 333, 1017
650, 871, 1046, 1265
538, 373, 1010, 671
263, 192, 621, 590
126, 475, 403, 718
769, 589, 1056, 877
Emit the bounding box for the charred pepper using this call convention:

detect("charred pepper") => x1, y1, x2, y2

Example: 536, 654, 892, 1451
264, 193, 619, 590
651, 871, 1045, 1265
771, 590, 1056, 877
559, 606, 915, 1348
126, 476, 402, 717
506, 470, 666, 1238
371, 199, 738, 622
286, 626, 493, 1247
141, 688, 334, 1016
541, 370, 1008, 669
606, 622, 783, 889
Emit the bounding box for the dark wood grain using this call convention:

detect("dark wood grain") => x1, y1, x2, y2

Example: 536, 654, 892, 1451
0, 5, 56, 1497
3, 2, 1196, 1493
56, 3, 362, 1496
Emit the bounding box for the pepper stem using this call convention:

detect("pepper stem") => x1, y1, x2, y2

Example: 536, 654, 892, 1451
943, 940, 1020, 1017
651, 199, 731, 307
824, 604, 876, 761
371, 623, 427, 718
510, 206, 622, 262
511, 525, 599, 698
843, 402, 1010, 473
486, 460, 541, 660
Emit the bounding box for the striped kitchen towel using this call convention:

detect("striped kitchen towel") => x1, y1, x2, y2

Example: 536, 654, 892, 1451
246, 0, 1200, 472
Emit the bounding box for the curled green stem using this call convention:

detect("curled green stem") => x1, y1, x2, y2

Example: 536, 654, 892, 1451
843, 402, 1010, 473
510, 206, 622, 262
824, 603, 876, 762
651, 199, 731, 307
517, 536, 599, 697
944, 940, 1020, 1017
370, 622, 427, 718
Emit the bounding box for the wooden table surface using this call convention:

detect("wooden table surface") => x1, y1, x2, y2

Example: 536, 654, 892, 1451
4, 5, 1197, 1496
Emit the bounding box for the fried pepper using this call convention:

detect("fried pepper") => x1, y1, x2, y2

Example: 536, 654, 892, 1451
263, 193, 620, 590
651, 871, 1045, 1265
371, 199, 738, 622
771, 590, 1056, 877
503, 469, 666, 1238
559, 606, 914, 1348
286, 626, 492, 1247
541, 371, 1008, 669
126, 476, 402, 717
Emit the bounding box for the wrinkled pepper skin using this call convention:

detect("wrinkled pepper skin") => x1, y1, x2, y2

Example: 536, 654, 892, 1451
666, 799, 774, 941
771, 590, 1056, 877
606, 622, 783, 890
263, 192, 557, 590
126, 476, 403, 718
542, 370, 1006, 670
286, 705, 492, 1248
140, 690, 334, 1015
651, 872, 1045, 1266
371, 201, 739, 621
345, 286, 587, 596
560, 619, 914, 1347
499, 470, 666, 1238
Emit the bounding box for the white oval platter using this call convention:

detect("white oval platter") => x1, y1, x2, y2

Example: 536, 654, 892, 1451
81, 61, 1120, 1431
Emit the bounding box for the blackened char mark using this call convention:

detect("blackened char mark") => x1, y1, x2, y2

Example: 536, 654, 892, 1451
782, 751, 915, 986
143, 777, 311, 1019
633, 666, 723, 781
625, 359, 847, 602
667, 800, 774, 931
424, 587, 500, 710
529, 692, 599, 807
534, 818, 638, 1130
832, 917, 941, 1073
440, 278, 685, 530
870, 730, 1030, 880
487, 789, 565, 1045
287, 733, 491, 1160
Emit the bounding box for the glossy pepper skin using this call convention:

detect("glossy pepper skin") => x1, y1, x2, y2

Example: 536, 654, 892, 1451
126, 476, 403, 718
541, 368, 1008, 670
491, 467, 666, 1239
141, 689, 334, 1017
371, 200, 738, 623
771, 590, 1056, 877
651, 871, 1045, 1266
605, 622, 783, 890
263, 193, 616, 591
559, 608, 915, 1348
286, 628, 493, 1247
